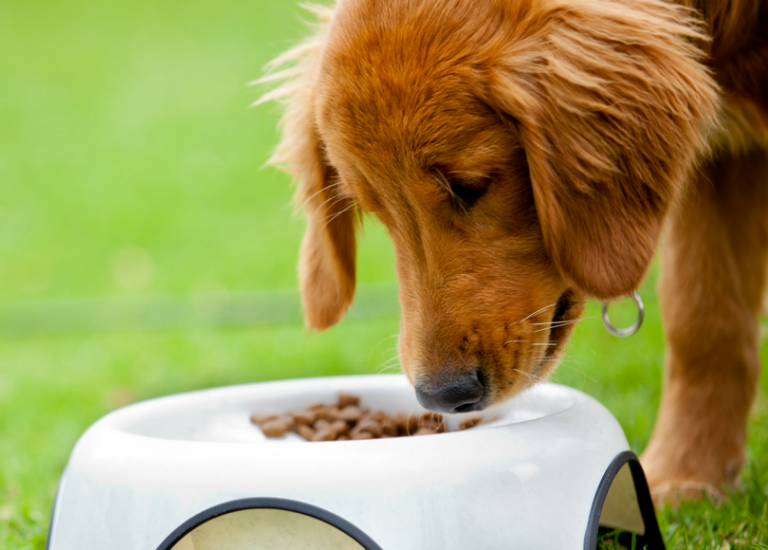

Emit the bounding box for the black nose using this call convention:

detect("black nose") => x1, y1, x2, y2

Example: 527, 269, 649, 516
415, 368, 486, 414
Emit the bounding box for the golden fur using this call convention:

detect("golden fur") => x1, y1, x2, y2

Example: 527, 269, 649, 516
260, 0, 768, 504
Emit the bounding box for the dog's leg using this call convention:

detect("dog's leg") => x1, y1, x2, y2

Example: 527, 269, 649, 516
642, 147, 768, 506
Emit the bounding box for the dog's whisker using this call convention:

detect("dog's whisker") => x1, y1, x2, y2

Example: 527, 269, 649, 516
380, 349, 400, 359
378, 355, 401, 367
533, 326, 572, 334
313, 188, 349, 213
508, 302, 557, 328
367, 335, 401, 372
319, 201, 358, 230
367, 335, 400, 361
531, 342, 558, 346
296, 181, 345, 212
532, 315, 601, 333
512, 368, 546, 383
375, 364, 401, 375
555, 358, 596, 384
531, 314, 600, 327
377, 353, 402, 366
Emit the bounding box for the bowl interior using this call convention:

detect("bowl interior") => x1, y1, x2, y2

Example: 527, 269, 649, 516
112, 376, 577, 443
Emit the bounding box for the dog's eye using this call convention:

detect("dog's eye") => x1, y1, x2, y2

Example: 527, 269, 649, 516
449, 177, 490, 209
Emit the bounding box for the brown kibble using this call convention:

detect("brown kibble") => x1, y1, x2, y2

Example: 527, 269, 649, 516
405, 415, 419, 433
459, 416, 482, 430
296, 424, 315, 441
278, 415, 295, 432
419, 412, 445, 433
369, 411, 387, 422
419, 412, 443, 426
249, 413, 277, 425
339, 405, 363, 422
355, 418, 383, 438
291, 410, 317, 425
251, 393, 492, 441
330, 419, 349, 436
321, 406, 342, 422
391, 412, 419, 434
312, 427, 337, 442
381, 418, 399, 437
260, 418, 291, 437
338, 393, 360, 408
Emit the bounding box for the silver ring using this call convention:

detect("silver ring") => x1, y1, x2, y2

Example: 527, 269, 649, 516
602, 291, 644, 338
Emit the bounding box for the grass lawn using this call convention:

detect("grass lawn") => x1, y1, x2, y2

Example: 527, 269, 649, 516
1, 0, 766, 548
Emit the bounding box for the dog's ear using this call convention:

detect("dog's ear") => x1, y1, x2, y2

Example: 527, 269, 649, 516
257, 5, 357, 330
295, 148, 357, 332
489, 0, 719, 300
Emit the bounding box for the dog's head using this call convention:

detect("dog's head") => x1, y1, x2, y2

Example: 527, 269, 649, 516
264, 0, 718, 412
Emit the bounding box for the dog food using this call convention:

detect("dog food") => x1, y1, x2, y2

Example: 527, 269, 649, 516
250, 392, 494, 442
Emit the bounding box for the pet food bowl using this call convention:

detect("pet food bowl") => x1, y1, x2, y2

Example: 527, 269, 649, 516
46, 375, 664, 550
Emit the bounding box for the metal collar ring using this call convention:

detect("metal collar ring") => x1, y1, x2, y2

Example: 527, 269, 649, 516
602, 291, 644, 338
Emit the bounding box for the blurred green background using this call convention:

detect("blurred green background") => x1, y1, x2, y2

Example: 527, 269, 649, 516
0, 0, 766, 548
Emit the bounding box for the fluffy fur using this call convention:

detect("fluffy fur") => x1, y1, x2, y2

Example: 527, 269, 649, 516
260, 0, 768, 504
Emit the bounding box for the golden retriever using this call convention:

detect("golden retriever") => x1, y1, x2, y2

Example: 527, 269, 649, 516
259, 0, 768, 504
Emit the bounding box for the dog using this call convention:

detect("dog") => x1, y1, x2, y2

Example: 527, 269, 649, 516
259, 0, 768, 504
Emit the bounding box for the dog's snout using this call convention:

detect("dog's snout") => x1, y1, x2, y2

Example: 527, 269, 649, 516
415, 368, 486, 414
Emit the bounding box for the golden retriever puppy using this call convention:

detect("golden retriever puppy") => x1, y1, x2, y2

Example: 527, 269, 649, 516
260, 0, 768, 504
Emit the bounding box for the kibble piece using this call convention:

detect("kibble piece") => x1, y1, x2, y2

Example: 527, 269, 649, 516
338, 393, 360, 408
405, 415, 419, 434
339, 405, 363, 422
459, 416, 482, 430
250, 413, 277, 425
391, 412, 419, 434
381, 418, 399, 437
349, 431, 374, 440
291, 410, 317, 425
314, 418, 331, 431
260, 418, 292, 437
296, 424, 315, 441
312, 427, 337, 442
418, 412, 442, 426
413, 427, 435, 436
330, 419, 349, 436
337, 434, 350, 441
369, 411, 387, 422
459, 417, 482, 430
355, 418, 383, 438
321, 406, 343, 422
418, 412, 445, 433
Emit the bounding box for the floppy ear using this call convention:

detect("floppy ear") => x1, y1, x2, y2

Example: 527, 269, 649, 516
490, 0, 719, 299
295, 149, 357, 332
257, 5, 357, 330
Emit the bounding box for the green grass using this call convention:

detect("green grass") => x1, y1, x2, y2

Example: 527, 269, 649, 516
1, 0, 766, 548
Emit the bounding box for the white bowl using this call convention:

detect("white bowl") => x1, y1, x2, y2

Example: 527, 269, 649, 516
46, 375, 663, 550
